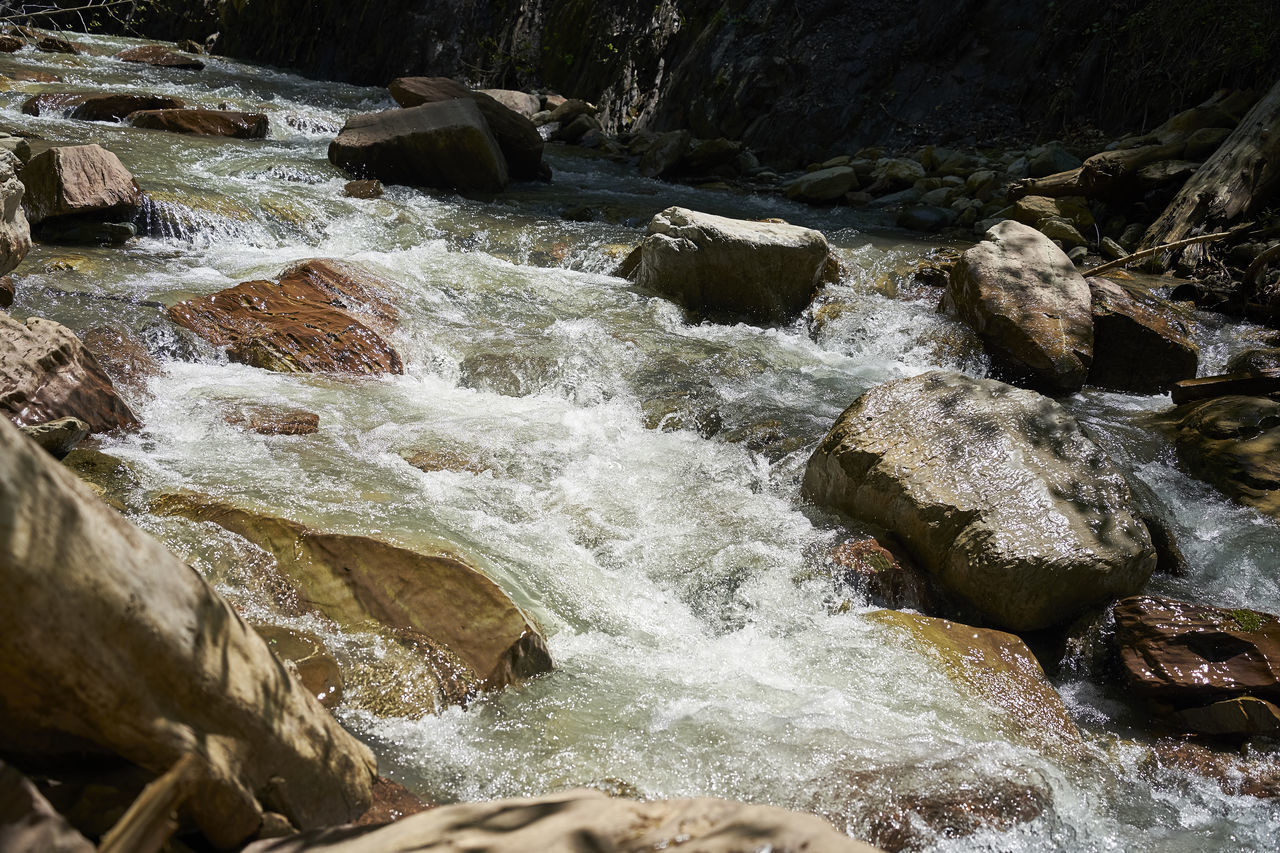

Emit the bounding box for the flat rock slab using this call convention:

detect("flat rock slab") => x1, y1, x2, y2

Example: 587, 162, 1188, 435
630, 206, 832, 323
128, 108, 269, 139
22, 92, 186, 121
804, 371, 1155, 630
167, 258, 403, 375
243, 788, 881, 853
948, 219, 1093, 393
114, 44, 205, 69
329, 98, 509, 193
1, 314, 137, 432
0, 418, 376, 848
19, 143, 143, 227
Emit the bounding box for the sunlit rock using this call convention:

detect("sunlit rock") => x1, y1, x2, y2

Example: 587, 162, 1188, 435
0, 150, 30, 278
804, 371, 1155, 630
21, 91, 186, 121
1, 314, 138, 432
151, 492, 553, 696
240, 788, 881, 853
128, 107, 269, 138
626, 206, 834, 323
0, 418, 377, 848
946, 219, 1093, 393
19, 144, 143, 227
114, 44, 205, 70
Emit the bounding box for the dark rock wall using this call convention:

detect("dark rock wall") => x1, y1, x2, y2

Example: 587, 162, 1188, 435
59, 1, 1280, 168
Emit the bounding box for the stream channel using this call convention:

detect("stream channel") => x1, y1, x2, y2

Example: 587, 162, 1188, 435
4, 32, 1280, 852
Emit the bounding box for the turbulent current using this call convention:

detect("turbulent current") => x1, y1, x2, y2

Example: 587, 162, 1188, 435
5, 33, 1280, 852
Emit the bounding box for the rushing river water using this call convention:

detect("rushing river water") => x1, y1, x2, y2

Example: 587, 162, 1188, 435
4, 32, 1280, 852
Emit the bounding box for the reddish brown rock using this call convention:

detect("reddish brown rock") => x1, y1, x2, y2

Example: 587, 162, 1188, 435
167, 259, 402, 375
226, 406, 320, 435
19, 144, 143, 227
1087, 277, 1199, 393
0, 34, 24, 52
354, 777, 431, 827
114, 44, 204, 70
129, 108, 268, 139
1, 314, 138, 432
35, 35, 79, 55
1113, 596, 1280, 734
824, 537, 934, 611
343, 179, 383, 199
79, 326, 161, 394
22, 92, 186, 122
0, 276, 12, 308
1144, 739, 1280, 799
388, 76, 544, 180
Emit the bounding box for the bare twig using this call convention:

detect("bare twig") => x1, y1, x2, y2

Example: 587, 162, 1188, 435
97, 754, 202, 853
0, 1, 137, 25
1087, 230, 1236, 277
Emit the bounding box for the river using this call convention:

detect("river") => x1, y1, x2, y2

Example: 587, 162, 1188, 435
4, 32, 1279, 852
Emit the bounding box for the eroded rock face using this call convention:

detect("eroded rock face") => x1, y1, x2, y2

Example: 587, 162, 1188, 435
947, 220, 1093, 393
151, 493, 553, 694
328, 99, 509, 193
1113, 596, 1280, 736
629, 206, 832, 323
167, 258, 403, 375
1087, 277, 1198, 393
1161, 395, 1280, 519
1, 314, 138, 433
128, 108, 269, 139
241, 788, 879, 853
19, 144, 143, 227
804, 371, 1155, 630
0, 150, 30, 277
0, 418, 377, 848
389, 76, 544, 180
21, 92, 187, 121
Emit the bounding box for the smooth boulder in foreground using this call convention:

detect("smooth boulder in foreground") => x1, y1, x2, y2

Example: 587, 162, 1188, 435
328, 98, 509, 193
804, 371, 1156, 631
244, 788, 881, 853
947, 220, 1093, 393
0, 417, 376, 848
627, 206, 833, 323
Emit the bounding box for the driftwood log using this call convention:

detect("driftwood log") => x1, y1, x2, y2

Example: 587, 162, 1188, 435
1009, 142, 1187, 200
1141, 78, 1280, 265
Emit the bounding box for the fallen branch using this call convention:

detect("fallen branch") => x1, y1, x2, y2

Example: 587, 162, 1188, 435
0, 1, 137, 22
97, 754, 201, 853
1087, 230, 1235, 277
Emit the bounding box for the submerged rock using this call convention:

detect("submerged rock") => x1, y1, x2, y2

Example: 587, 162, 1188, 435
0, 418, 377, 848
35, 35, 79, 55
167, 258, 403, 375
0, 150, 30, 277
947, 220, 1093, 393
19, 416, 89, 459
21, 92, 186, 122
388, 76, 544, 180
1087, 276, 1198, 393
329, 99, 508, 193
225, 405, 321, 435
627, 206, 833, 323
241, 788, 878, 853
128, 108, 269, 139
114, 44, 205, 70
151, 493, 553, 695
19, 144, 143, 228
1, 314, 138, 432
804, 371, 1155, 630
254, 625, 344, 710
1161, 395, 1280, 519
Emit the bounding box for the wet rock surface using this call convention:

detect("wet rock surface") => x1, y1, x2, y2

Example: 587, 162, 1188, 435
0, 150, 30, 277
114, 43, 205, 69
804, 371, 1155, 630
128, 107, 270, 138
18, 144, 143, 228
1086, 276, 1199, 393
1161, 395, 1280, 519
21, 92, 187, 121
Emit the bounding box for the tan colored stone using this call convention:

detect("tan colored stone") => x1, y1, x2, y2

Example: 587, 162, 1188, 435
19, 144, 143, 226
0, 150, 29, 277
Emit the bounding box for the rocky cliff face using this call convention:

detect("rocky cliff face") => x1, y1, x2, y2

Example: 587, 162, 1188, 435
120, 0, 1280, 167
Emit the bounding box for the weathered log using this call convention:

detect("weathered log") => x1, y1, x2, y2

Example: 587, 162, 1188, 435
1141, 78, 1280, 266
1008, 168, 1084, 200
1009, 142, 1187, 200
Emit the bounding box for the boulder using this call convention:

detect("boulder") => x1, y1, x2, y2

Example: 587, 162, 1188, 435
1145, 740, 1280, 799
19, 144, 143, 227
225, 405, 320, 435
1113, 596, 1280, 735
1027, 141, 1082, 178
35, 35, 79, 54
821, 537, 933, 612
152, 493, 553, 694
0, 33, 23, 52
867, 610, 1081, 754
1, 314, 138, 432
0, 133, 30, 163
0, 150, 30, 277
1037, 215, 1087, 247
343, 178, 383, 199
870, 157, 925, 191
241, 789, 878, 853
21, 92, 186, 121
19, 416, 89, 459
1161, 395, 1280, 519
114, 44, 205, 70
803, 371, 1156, 631
786, 165, 858, 203
1226, 347, 1280, 376
79, 325, 161, 394
628, 206, 832, 323
0, 761, 95, 853
896, 205, 954, 232
947, 220, 1093, 393
328, 99, 508, 193
0, 418, 376, 847
128, 108, 269, 139
387, 76, 543, 180
477, 88, 542, 117
1086, 277, 1199, 392
0, 276, 11, 308
167, 258, 403, 375
638, 129, 690, 178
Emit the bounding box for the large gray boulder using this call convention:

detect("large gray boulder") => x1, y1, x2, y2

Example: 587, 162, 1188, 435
0, 417, 377, 847
628, 206, 833, 323
947, 220, 1093, 393
329, 99, 509, 193
243, 788, 881, 853
0, 150, 31, 277
803, 371, 1156, 631
19, 144, 143, 227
